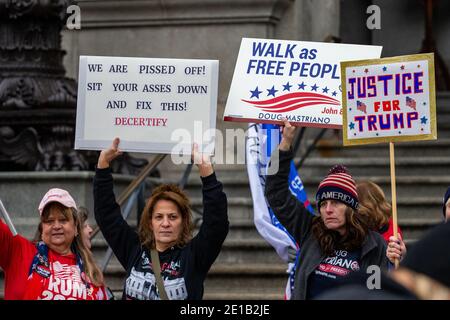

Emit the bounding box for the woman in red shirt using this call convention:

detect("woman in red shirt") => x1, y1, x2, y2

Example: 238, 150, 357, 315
0, 188, 108, 300
356, 180, 407, 264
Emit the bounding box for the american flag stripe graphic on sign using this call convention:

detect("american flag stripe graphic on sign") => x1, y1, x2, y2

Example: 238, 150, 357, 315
242, 92, 339, 112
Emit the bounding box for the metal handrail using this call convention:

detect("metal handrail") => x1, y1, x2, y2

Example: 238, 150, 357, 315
178, 163, 193, 189
0, 199, 17, 236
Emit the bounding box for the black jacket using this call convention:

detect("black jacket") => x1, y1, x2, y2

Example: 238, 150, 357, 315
265, 148, 389, 300
94, 167, 229, 300
315, 269, 417, 300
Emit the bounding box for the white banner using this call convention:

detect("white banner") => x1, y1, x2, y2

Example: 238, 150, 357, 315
75, 56, 219, 155
224, 38, 382, 128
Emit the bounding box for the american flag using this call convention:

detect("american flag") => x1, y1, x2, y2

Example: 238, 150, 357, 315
406, 96, 416, 110
356, 100, 367, 113
52, 261, 83, 282
246, 123, 314, 299
242, 92, 339, 112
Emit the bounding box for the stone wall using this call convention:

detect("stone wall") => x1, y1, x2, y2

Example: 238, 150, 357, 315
59, 0, 450, 173
340, 0, 450, 67
60, 0, 342, 172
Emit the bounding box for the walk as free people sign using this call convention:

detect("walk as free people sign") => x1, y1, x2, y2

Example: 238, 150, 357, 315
75, 55, 219, 155
223, 38, 382, 128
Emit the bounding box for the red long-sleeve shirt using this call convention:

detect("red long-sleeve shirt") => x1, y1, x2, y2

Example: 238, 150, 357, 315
0, 220, 107, 300
380, 217, 403, 243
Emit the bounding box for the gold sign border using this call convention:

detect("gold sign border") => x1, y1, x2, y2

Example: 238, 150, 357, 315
341, 53, 437, 147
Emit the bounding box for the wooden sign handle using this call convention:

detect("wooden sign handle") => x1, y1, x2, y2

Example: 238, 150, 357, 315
389, 142, 399, 269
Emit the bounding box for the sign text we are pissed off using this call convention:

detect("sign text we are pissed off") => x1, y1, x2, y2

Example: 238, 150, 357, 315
86, 63, 208, 127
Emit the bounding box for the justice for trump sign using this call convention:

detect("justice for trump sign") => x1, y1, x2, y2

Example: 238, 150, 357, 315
75, 56, 218, 154
223, 38, 382, 128
341, 53, 437, 146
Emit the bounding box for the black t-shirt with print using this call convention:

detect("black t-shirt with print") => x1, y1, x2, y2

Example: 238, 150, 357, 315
94, 168, 229, 300
124, 246, 191, 300
307, 248, 361, 299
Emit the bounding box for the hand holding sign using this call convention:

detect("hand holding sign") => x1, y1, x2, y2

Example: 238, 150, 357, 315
279, 119, 296, 151
98, 137, 123, 169
386, 235, 407, 264
192, 143, 213, 177
341, 53, 436, 268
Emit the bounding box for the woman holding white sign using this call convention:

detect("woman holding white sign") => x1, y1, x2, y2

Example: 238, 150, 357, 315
265, 120, 389, 300
94, 138, 229, 300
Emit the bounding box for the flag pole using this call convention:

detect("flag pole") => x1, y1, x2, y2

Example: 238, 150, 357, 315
389, 142, 399, 269
0, 199, 18, 236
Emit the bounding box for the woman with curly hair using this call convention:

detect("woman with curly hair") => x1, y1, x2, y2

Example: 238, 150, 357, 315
94, 138, 228, 300
265, 120, 388, 300
356, 181, 407, 264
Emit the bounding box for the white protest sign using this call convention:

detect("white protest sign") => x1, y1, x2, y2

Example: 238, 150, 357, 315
75, 56, 219, 155
223, 38, 382, 128
342, 53, 437, 146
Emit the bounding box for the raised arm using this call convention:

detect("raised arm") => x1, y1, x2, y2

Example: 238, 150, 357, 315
190, 144, 229, 272
0, 219, 15, 270
264, 120, 314, 243
94, 138, 140, 269
0, 219, 33, 273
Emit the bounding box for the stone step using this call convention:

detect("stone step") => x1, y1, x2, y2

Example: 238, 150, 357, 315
397, 218, 442, 240
213, 239, 285, 264
99, 262, 287, 291
295, 155, 450, 178
99, 263, 288, 299
298, 156, 450, 177
204, 264, 287, 295
436, 113, 450, 125
91, 213, 436, 273
109, 290, 285, 300
0, 288, 283, 300
192, 196, 444, 220
436, 92, 450, 109
92, 236, 285, 267
180, 175, 450, 199
87, 205, 439, 241
203, 291, 284, 300
9, 194, 443, 241
195, 196, 445, 221
309, 138, 450, 158
0, 231, 435, 301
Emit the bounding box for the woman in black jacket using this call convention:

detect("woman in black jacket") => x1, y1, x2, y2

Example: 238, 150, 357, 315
94, 138, 229, 300
265, 120, 388, 300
